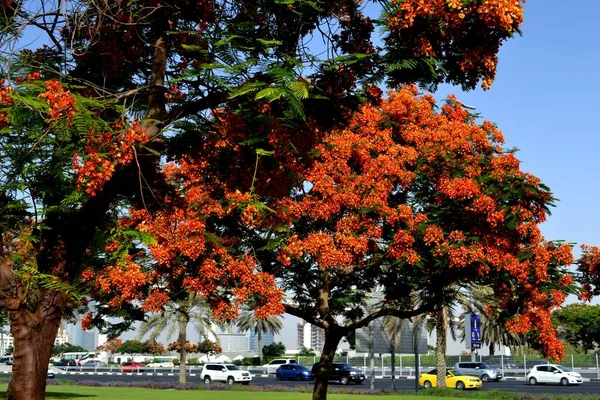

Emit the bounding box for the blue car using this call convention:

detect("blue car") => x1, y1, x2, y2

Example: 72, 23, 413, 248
275, 364, 314, 381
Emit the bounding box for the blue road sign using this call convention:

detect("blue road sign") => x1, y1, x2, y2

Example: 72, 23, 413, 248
471, 314, 481, 346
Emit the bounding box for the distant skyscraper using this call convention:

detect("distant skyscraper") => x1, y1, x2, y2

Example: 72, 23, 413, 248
296, 320, 325, 352
249, 330, 274, 352
66, 317, 99, 351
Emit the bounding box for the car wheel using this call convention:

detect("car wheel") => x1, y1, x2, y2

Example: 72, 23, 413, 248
275, 373, 283, 381
528, 377, 537, 386
423, 380, 432, 389
560, 377, 569, 386
227, 376, 235, 385
340, 376, 349, 385
481, 374, 490, 382
297, 373, 304, 381
204, 376, 212, 385
456, 381, 465, 390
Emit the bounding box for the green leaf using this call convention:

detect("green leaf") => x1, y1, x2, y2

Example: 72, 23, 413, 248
120, 229, 158, 246
256, 148, 275, 156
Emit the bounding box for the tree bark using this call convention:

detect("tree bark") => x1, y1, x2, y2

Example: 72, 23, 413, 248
489, 342, 495, 356
368, 321, 374, 390
435, 307, 448, 389
312, 328, 343, 400
7, 290, 63, 400
258, 329, 263, 366
177, 317, 187, 385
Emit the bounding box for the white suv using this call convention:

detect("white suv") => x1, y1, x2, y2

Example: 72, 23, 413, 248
262, 359, 297, 374
201, 364, 252, 385
527, 364, 582, 386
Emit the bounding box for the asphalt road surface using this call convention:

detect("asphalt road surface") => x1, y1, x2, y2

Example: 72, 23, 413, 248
41, 373, 600, 395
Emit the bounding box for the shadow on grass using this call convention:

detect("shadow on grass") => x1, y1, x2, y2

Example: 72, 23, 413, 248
0, 391, 97, 399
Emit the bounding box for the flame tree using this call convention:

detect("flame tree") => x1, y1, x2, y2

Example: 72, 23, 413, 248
0, 0, 550, 399
162, 86, 577, 400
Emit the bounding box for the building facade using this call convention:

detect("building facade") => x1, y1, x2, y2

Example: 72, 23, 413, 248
249, 331, 274, 352
296, 320, 325, 353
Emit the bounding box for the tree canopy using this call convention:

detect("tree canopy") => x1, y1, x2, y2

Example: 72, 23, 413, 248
0, 1, 584, 400
553, 304, 600, 354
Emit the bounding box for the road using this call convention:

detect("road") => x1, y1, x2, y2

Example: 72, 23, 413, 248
39, 372, 600, 395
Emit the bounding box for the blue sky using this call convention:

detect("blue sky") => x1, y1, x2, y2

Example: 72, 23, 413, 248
432, 0, 600, 253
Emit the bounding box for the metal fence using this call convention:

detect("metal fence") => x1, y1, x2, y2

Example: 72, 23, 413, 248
291, 354, 600, 379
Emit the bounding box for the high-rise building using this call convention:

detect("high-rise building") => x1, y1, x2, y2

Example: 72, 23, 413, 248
249, 330, 274, 352
296, 320, 325, 353
66, 318, 99, 351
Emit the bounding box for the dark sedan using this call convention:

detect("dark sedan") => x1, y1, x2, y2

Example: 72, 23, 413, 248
53, 359, 77, 367
275, 364, 314, 381
311, 362, 365, 385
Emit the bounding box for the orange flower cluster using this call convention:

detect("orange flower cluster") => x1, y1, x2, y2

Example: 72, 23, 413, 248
94, 258, 148, 308
270, 86, 572, 362
14, 72, 41, 84
386, 0, 524, 89
167, 340, 199, 353
142, 289, 171, 312
38, 80, 76, 123
72, 120, 148, 196
578, 245, 600, 301
0, 79, 14, 131
109, 152, 285, 320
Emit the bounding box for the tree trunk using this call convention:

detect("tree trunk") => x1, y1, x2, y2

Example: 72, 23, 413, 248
312, 328, 343, 400
177, 318, 187, 385
435, 307, 448, 389
489, 342, 495, 356
390, 347, 395, 391
258, 329, 263, 366
368, 321, 374, 390
7, 290, 63, 400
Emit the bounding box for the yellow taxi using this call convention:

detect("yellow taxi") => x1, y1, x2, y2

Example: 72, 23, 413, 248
418, 368, 482, 390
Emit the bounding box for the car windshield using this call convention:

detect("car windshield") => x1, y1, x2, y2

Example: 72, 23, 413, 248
450, 370, 465, 376
296, 365, 310, 371
480, 363, 490, 369
556, 366, 572, 372
339, 364, 354, 371
225, 365, 240, 370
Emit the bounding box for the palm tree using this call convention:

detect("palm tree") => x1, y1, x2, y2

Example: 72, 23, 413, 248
137, 294, 216, 384
380, 315, 404, 391
459, 286, 525, 356
236, 309, 283, 365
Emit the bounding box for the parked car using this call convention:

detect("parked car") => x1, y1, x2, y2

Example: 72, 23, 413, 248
47, 368, 57, 379
146, 360, 174, 368
262, 359, 297, 374
419, 369, 482, 390
527, 364, 583, 386
121, 362, 145, 372
52, 359, 77, 367
275, 364, 313, 381
0, 356, 12, 365
201, 363, 252, 385
454, 362, 502, 382
79, 359, 106, 367
311, 362, 365, 385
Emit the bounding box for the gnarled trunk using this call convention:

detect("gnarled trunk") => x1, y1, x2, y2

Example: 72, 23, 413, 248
7, 290, 63, 400
312, 328, 342, 400
435, 307, 448, 389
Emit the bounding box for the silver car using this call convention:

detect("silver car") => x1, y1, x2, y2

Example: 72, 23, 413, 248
454, 362, 502, 382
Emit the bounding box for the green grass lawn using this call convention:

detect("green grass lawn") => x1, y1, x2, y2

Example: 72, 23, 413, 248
0, 385, 460, 400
